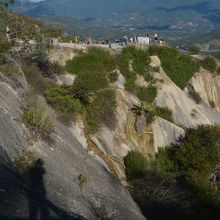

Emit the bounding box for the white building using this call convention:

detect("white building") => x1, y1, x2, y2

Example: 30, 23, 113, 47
137, 36, 150, 45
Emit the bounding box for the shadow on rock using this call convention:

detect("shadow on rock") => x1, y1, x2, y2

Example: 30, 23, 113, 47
0, 149, 86, 220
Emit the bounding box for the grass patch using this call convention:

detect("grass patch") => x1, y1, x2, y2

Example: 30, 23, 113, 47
144, 73, 154, 82
44, 85, 84, 124
216, 67, 220, 75
155, 106, 173, 123
0, 35, 11, 64
22, 63, 55, 93
209, 100, 215, 108
108, 71, 118, 83
124, 150, 147, 180
118, 46, 150, 75
0, 64, 21, 80
200, 56, 217, 73
151, 66, 160, 72
74, 71, 108, 93
149, 45, 200, 89
14, 151, 37, 176
151, 148, 175, 173
137, 85, 158, 104
23, 106, 54, 135
189, 45, 199, 55
124, 74, 137, 92
66, 47, 116, 76
188, 90, 202, 104
46, 47, 117, 131
117, 46, 150, 94
86, 89, 116, 133
127, 125, 220, 220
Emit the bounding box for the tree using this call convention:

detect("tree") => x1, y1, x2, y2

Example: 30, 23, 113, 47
124, 150, 147, 180
201, 56, 217, 73
189, 45, 199, 55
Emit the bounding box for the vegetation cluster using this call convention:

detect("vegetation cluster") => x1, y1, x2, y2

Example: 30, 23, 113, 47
149, 45, 200, 89
124, 125, 220, 220
45, 48, 117, 132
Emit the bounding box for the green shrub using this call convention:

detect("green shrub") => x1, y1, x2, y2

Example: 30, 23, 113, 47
201, 56, 217, 73
128, 126, 220, 220
172, 125, 220, 180
47, 61, 65, 75
150, 125, 220, 180
146, 111, 155, 124
137, 85, 157, 104
74, 71, 108, 93
23, 104, 54, 135
117, 46, 150, 94
0, 64, 21, 79
155, 106, 173, 123
188, 90, 202, 104
152, 66, 160, 72
22, 63, 55, 93
151, 148, 175, 172
119, 46, 150, 75
44, 86, 84, 123
66, 47, 116, 76
124, 74, 137, 92
0, 36, 10, 51
209, 100, 215, 108
124, 150, 147, 180
149, 45, 200, 89
108, 71, 118, 83
189, 46, 199, 55
0, 36, 11, 63
216, 67, 220, 75
130, 103, 155, 124
14, 151, 37, 176
144, 73, 154, 82
86, 89, 116, 132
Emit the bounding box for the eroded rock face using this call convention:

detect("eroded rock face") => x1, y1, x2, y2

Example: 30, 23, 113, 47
185, 68, 220, 111
4, 52, 220, 219
0, 75, 145, 220
154, 61, 220, 127
91, 84, 185, 181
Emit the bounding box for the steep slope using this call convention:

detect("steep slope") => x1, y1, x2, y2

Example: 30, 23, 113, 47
0, 72, 145, 219
153, 56, 220, 127
70, 55, 184, 181
185, 68, 220, 112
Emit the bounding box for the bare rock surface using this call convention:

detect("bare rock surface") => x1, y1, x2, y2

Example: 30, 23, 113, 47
185, 68, 220, 111
154, 58, 220, 127
0, 75, 145, 220
91, 86, 185, 180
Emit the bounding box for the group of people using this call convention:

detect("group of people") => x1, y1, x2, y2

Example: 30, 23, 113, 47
92, 32, 166, 47
118, 33, 166, 46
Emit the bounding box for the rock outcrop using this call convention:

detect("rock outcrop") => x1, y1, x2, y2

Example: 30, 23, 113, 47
2, 48, 220, 220
0, 72, 145, 220
153, 56, 220, 127
185, 68, 220, 111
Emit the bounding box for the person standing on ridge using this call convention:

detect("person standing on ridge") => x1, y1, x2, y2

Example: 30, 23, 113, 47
6, 26, 10, 40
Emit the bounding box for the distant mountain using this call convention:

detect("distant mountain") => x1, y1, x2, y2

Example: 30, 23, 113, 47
177, 28, 220, 58
15, 0, 220, 40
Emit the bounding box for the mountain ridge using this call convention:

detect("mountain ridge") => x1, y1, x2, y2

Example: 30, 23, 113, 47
16, 0, 220, 40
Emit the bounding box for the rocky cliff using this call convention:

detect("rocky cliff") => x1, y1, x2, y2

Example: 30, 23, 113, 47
0, 71, 145, 219
1, 44, 220, 220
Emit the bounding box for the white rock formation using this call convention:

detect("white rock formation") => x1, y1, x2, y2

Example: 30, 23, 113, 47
153, 56, 220, 127
185, 68, 220, 111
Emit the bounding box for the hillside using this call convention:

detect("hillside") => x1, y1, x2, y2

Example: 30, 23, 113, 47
179, 28, 220, 56
2, 6, 220, 219
15, 0, 220, 40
